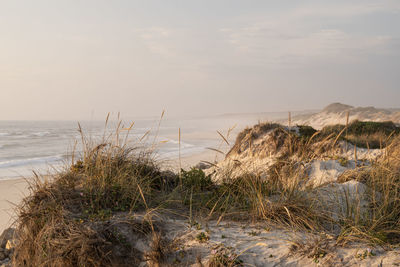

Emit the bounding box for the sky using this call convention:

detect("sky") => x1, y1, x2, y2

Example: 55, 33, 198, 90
0, 0, 399, 120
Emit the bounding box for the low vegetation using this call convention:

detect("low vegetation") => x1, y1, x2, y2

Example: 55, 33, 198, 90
208, 244, 243, 267
290, 235, 332, 264
320, 120, 400, 149
13, 130, 176, 266
10, 119, 400, 266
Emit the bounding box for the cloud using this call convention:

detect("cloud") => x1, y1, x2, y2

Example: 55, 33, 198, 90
222, 27, 393, 66
219, 2, 398, 67
289, 2, 396, 18
133, 27, 174, 58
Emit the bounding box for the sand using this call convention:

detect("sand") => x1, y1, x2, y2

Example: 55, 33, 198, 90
0, 178, 30, 232
161, 149, 223, 172
158, 217, 400, 266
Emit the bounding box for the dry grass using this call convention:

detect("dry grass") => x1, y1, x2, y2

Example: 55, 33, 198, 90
208, 120, 400, 246
145, 232, 168, 266
12, 122, 175, 267
201, 171, 325, 230
336, 154, 400, 245
207, 244, 243, 267
289, 234, 335, 265
10, 118, 400, 266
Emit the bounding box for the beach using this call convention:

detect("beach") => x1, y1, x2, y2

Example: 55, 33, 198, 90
0, 178, 29, 232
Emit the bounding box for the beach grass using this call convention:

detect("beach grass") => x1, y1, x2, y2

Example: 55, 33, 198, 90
10, 119, 400, 266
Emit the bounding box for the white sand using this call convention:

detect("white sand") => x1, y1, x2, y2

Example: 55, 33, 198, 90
159, 218, 400, 266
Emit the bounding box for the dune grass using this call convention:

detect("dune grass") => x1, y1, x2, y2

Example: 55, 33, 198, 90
11, 119, 400, 266
210, 120, 400, 246
336, 157, 400, 245
13, 120, 183, 266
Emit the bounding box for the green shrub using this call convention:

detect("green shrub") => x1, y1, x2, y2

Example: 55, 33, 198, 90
297, 125, 317, 138
347, 120, 398, 135
319, 121, 399, 149
196, 232, 209, 243
181, 168, 213, 192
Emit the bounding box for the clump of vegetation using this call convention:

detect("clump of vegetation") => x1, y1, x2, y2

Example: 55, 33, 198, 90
177, 164, 321, 230
320, 120, 400, 149
290, 235, 332, 264
320, 120, 398, 137
338, 157, 349, 167
355, 248, 375, 260
208, 244, 243, 267
196, 232, 209, 243
337, 156, 400, 245
181, 167, 213, 192
13, 123, 175, 267
347, 121, 398, 136
204, 171, 324, 229
248, 230, 260, 236
332, 156, 349, 167
297, 125, 317, 138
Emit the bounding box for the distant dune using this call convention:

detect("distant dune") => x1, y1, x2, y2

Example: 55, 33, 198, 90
280, 103, 400, 129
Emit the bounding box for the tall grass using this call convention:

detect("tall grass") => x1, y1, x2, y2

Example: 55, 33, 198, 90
13, 119, 177, 266
11, 118, 400, 266
336, 152, 400, 245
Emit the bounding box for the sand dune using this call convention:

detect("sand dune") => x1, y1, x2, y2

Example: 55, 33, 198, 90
278, 103, 400, 129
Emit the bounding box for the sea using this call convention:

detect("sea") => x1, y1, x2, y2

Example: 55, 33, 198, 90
0, 113, 288, 180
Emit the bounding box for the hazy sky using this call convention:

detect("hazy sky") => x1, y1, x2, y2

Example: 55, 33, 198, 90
1, 0, 399, 120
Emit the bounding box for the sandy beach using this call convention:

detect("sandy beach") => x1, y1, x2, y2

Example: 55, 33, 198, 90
0, 178, 30, 232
